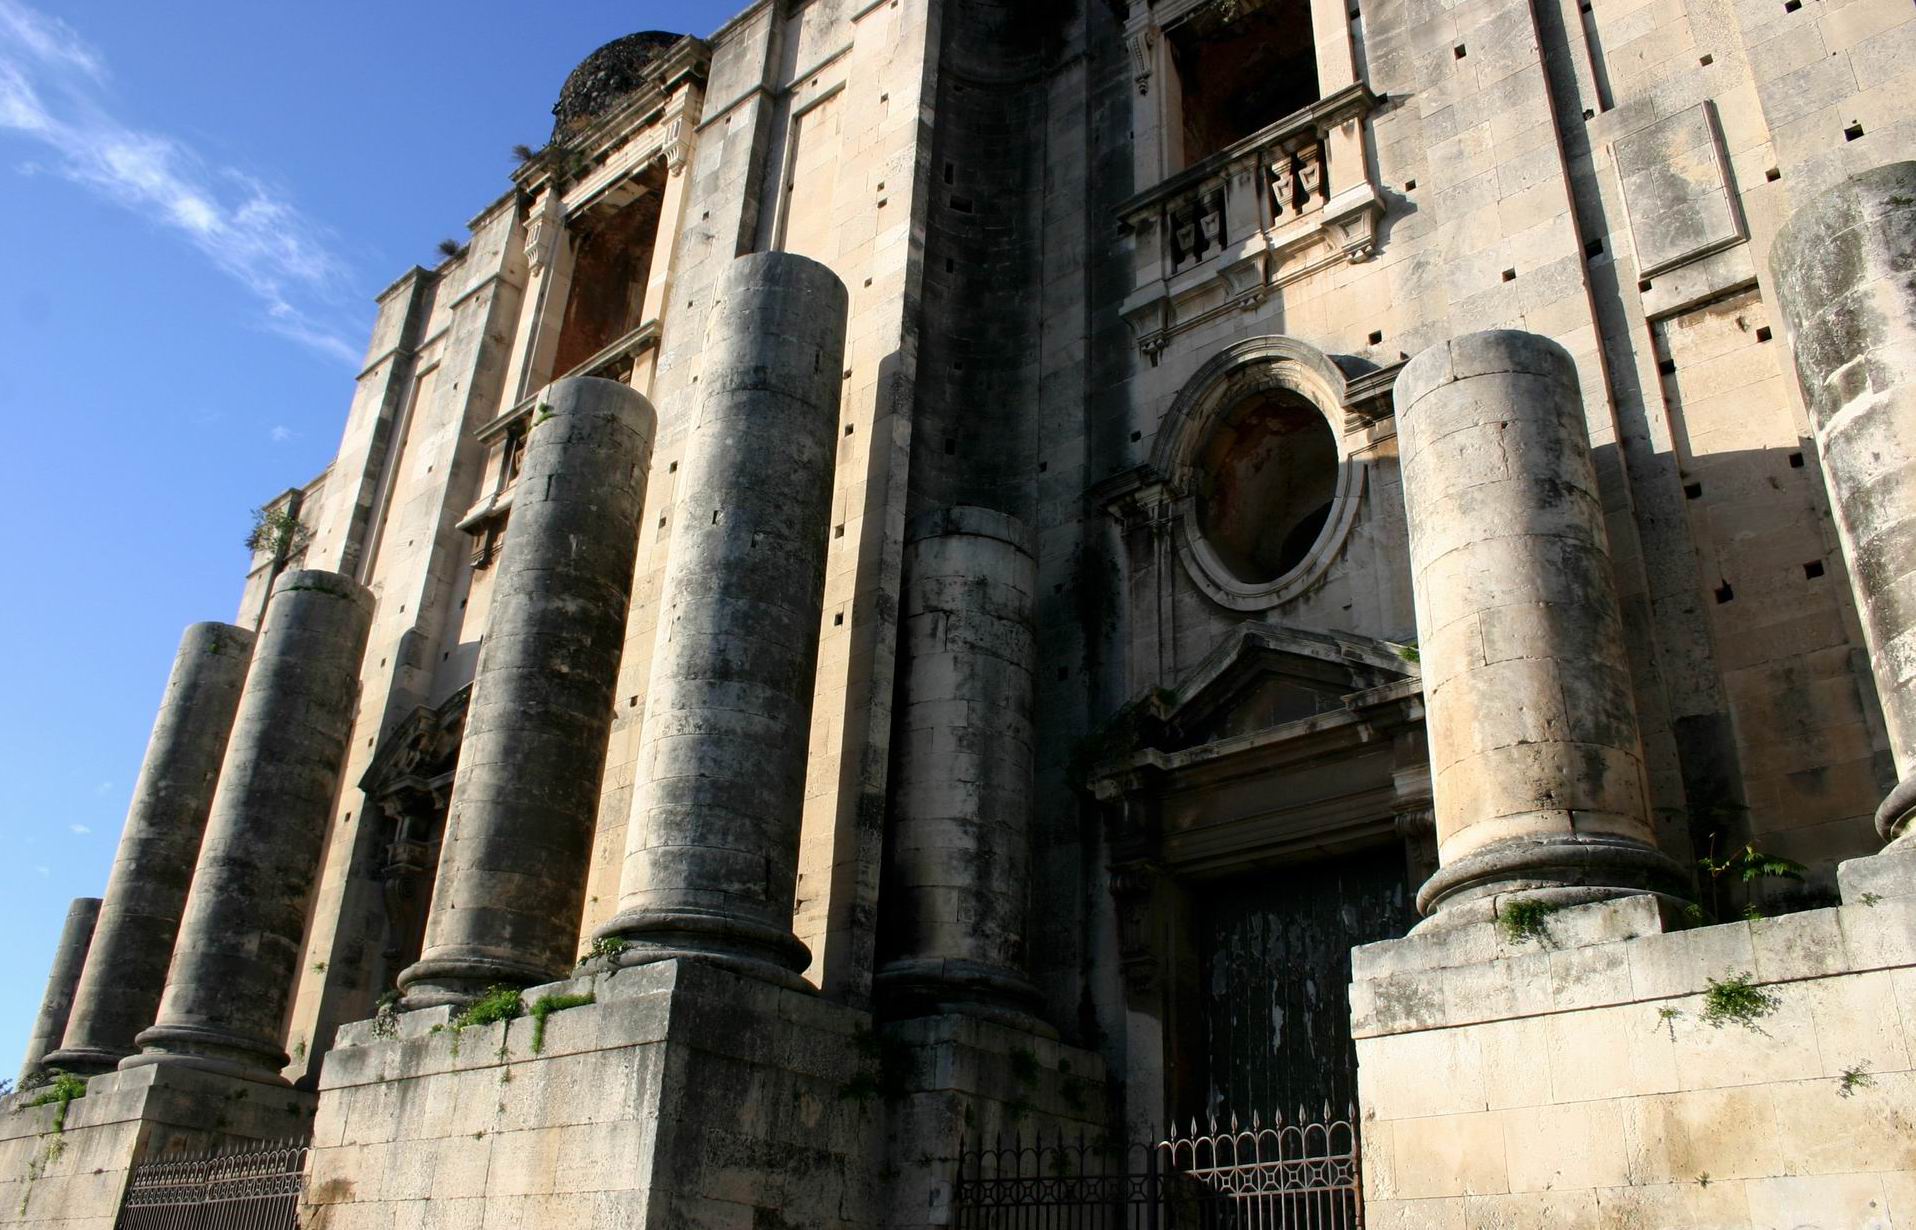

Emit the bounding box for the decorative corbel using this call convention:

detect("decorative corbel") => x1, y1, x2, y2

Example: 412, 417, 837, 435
660, 81, 705, 178
522, 189, 565, 277
1127, 23, 1158, 95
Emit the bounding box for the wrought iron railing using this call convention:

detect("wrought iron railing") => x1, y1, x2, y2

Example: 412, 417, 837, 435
955, 1109, 1360, 1230
116, 1138, 309, 1230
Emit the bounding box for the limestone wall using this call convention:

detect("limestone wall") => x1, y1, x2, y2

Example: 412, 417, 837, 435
1353, 895, 1916, 1224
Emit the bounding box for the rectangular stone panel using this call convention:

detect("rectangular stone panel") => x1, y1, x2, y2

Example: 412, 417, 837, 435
1614, 101, 1744, 278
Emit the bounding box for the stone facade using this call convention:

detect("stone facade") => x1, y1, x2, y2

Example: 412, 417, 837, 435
11, 0, 1916, 1226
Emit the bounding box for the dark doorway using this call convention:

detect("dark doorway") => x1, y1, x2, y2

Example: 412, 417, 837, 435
1193, 845, 1414, 1121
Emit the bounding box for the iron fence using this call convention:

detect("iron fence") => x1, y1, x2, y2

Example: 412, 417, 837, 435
955, 1109, 1360, 1230
116, 1138, 308, 1230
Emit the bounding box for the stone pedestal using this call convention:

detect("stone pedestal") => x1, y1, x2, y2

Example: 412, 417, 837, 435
47, 623, 254, 1076
1394, 330, 1686, 919
18, 898, 99, 1086
599, 252, 849, 987
877, 507, 1047, 1030
1771, 161, 1916, 883
0, 1062, 313, 1226
127, 570, 374, 1083
398, 377, 656, 1007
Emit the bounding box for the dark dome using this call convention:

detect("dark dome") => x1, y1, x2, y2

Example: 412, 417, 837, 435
552, 31, 682, 139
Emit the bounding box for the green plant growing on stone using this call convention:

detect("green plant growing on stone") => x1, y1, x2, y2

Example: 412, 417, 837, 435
437, 238, 465, 259
1654, 1005, 1682, 1041
245, 505, 310, 561
22, 1071, 85, 1137
1688, 835, 1806, 923
1393, 641, 1420, 665
534, 402, 556, 426
370, 990, 401, 1041
528, 992, 595, 1053
1838, 1062, 1875, 1098
576, 935, 628, 970
1497, 898, 1558, 944
1700, 971, 1778, 1031
1860, 891, 1884, 907
454, 986, 525, 1030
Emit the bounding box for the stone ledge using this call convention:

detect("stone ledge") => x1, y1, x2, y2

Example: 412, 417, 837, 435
1352, 895, 1916, 1038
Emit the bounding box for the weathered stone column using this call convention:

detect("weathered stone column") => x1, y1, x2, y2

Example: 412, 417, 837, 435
598, 251, 848, 988
1771, 163, 1916, 872
397, 377, 656, 1007
45, 623, 253, 1074
876, 507, 1046, 1028
18, 898, 100, 1084
1395, 330, 1686, 919
126, 570, 373, 1082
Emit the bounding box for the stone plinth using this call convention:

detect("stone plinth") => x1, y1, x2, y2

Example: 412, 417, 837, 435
877, 507, 1046, 1029
1350, 895, 1916, 1223
47, 623, 254, 1076
1771, 162, 1916, 860
19, 899, 100, 1086
1394, 330, 1686, 918
306, 960, 877, 1228
601, 252, 849, 987
399, 376, 656, 1008
0, 1062, 313, 1229
129, 570, 374, 1083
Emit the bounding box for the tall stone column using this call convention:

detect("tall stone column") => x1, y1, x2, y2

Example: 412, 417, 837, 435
598, 251, 848, 988
876, 507, 1046, 1028
18, 898, 100, 1084
1770, 162, 1916, 868
46, 623, 253, 1074
398, 377, 656, 1007
1395, 330, 1686, 919
126, 570, 373, 1082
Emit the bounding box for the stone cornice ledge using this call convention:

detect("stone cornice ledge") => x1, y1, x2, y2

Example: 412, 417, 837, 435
1350, 893, 1916, 1040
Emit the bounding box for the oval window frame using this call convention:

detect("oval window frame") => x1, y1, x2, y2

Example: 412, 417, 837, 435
1152, 336, 1366, 612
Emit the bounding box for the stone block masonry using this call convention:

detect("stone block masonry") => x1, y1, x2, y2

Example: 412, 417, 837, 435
1353, 894, 1916, 1224
46, 623, 253, 1076
127, 570, 374, 1083
399, 377, 656, 1008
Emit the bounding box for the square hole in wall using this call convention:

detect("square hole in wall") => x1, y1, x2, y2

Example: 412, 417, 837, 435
658, 516, 667, 529
1130, 430, 1143, 442
1404, 179, 1417, 191
1714, 581, 1735, 603
1657, 358, 1678, 375
944, 438, 957, 455
1454, 44, 1467, 57
1684, 481, 1703, 499
1699, 53, 1714, 65
834, 611, 846, 626
1039, 461, 1049, 472
1789, 451, 1805, 468
1804, 560, 1825, 579
1638, 279, 1653, 292
1056, 667, 1070, 681
1784, 0, 1800, 9
1756, 326, 1772, 342
1585, 237, 1605, 258
1766, 167, 1782, 182
668, 460, 678, 473
1501, 268, 1517, 282
1369, 330, 1384, 344
845, 424, 855, 436
950, 196, 975, 213
1583, 108, 1596, 120
1845, 123, 1865, 141
834, 524, 845, 539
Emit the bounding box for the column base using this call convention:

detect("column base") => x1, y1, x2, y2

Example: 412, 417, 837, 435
597, 908, 814, 992
38, 1045, 123, 1077
1876, 773, 1916, 843
395, 951, 561, 1010
874, 957, 1057, 1038
1414, 833, 1692, 926
123, 1022, 289, 1085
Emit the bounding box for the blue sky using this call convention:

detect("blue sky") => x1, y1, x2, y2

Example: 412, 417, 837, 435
0, 0, 742, 1077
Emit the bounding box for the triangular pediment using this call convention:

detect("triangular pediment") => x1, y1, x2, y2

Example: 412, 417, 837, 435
1160, 625, 1415, 750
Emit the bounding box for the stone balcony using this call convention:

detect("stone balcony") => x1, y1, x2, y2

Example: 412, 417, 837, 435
1118, 84, 1385, 360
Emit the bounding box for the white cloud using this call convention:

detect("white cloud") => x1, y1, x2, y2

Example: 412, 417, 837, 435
68, 823, 91, 834
0, 1, 360, 364
34, 864, 49, 878
92, 780, 111, 796
270, 425, 294, 443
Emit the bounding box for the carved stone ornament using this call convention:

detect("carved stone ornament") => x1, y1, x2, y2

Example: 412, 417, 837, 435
1128, 25, 1157, 94
523, 189, 565, 277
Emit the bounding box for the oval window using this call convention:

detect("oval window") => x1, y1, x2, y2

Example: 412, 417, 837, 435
1194, 389, 1338, 585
